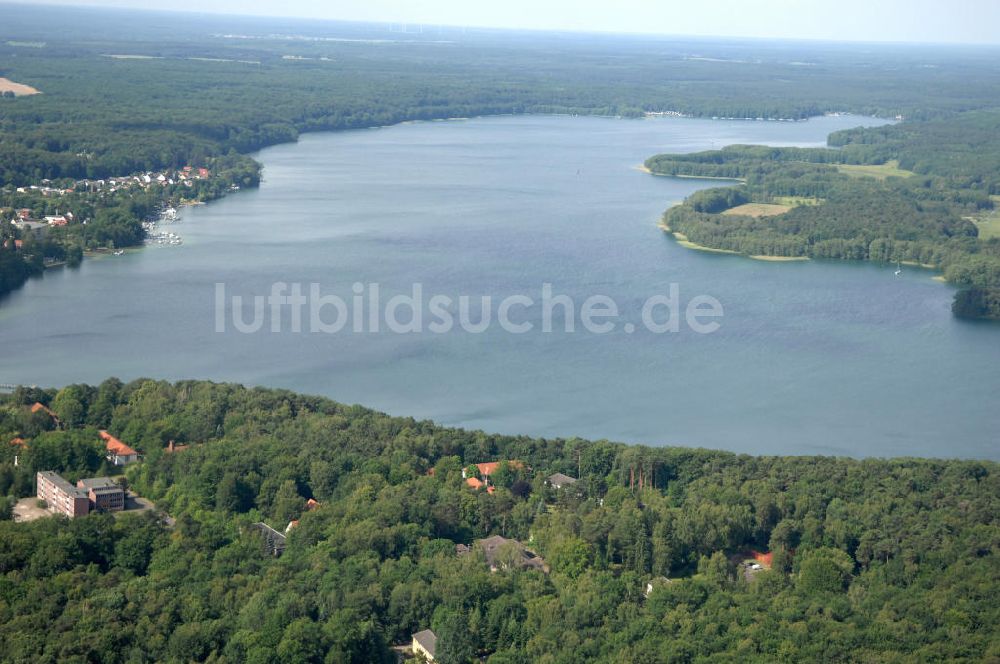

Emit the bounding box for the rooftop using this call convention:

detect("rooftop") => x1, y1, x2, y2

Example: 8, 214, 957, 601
77, 477, 121, 491
547, 472, 578, 487
412, 629, 437, 658
37, 471, 87, 497
477, 535, 548, 572
100, 430, 137, 457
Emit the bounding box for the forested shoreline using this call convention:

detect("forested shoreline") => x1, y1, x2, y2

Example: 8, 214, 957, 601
646, 112, 1000, 319
0, 379, 997, 662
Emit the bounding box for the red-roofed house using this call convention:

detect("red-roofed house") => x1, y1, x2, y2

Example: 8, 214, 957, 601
305, 498, 320, 510
30, 402, 60, 426
100, 430, 138, 465
9, 437, 26, 448
462, 460, 525, 491
464, 460, 524, 480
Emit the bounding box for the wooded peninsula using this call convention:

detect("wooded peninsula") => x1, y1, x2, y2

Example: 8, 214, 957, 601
646, 112, 1000, 319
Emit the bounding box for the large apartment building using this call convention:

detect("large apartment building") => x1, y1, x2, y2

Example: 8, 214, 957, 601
36, 472, 127, 517
36, 471, 90, 518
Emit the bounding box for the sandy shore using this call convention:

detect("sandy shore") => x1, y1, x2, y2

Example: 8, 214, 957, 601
635, 164, 744, 182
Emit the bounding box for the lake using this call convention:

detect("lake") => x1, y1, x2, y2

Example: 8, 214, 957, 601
3, 114, 998, 459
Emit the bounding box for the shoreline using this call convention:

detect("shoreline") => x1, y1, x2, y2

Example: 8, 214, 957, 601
636, 164, 745, 182
661, 223, 954, 275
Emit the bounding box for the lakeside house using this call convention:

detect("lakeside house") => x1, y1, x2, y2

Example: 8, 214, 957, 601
12, 219, 47, 237
411, 629, 437, 661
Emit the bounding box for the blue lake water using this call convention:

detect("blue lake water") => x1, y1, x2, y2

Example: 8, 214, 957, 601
2, 114, 998, 459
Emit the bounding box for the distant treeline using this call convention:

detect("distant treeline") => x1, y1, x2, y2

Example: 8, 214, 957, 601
5, 6, 1000, 188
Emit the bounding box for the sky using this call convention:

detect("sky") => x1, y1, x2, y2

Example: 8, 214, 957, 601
10, 0, 1000, 45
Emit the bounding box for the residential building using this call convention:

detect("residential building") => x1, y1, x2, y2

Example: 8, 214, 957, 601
77, 477, 125, 512
30, 402, 60, 426
36, 471, 89, 518
411, 629, 437, 661
476, 534, 549, 573
461, 459, 525, 493
100, 430, 138, 465
546, 472, 578, 489
12, 220, 48, 237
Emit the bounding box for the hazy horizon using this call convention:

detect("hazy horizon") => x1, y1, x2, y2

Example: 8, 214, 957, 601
5, 0, 1000, 45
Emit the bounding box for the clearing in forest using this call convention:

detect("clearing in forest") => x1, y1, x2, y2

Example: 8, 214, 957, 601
836, 159, 914, 179
0, 77, 40, 96
721, 202, 792, 217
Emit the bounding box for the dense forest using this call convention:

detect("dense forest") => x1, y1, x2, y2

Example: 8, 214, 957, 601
0, 379, 998, 662
646, 112, 1000, 319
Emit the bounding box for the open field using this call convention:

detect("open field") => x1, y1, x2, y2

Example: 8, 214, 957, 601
722, 202, 792, 217
772, 195, 823, 206
0, 77, 40, 96
836, 159, 914, 179
969, 195, 1000, 240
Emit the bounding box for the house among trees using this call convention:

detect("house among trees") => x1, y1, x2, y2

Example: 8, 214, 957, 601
411, 629, 437, 661
100, 430, 138, 465
546, 472, 577, 489
645, 576, 672, 597
30, 402, 60, 427
476, 535, 549, 573
462, 460, 525, 494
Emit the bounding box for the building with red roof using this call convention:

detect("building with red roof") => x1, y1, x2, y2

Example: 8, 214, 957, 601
30, 402, 60, 426
462, 460, 524, 493
100, 430, 138, 465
